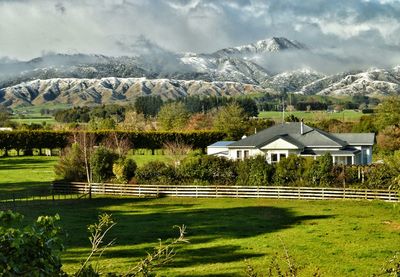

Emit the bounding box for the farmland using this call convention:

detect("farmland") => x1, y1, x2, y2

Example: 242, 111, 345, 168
1, 157, 399, 276
258, 110, 367, 122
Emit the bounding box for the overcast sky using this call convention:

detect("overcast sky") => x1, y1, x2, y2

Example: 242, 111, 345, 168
1, 0, 400, 71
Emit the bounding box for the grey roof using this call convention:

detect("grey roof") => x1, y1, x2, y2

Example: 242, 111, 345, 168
333, 133, 375, 145
228, 122, 347, 148
208, 141, 235, 147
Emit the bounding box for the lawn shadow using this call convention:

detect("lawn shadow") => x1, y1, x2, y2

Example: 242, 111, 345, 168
16, 197, 334, 274
0, 181, 53, 196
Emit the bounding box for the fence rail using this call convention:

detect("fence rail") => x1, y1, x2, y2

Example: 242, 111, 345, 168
53, 182, 400, 202
0, 190, 88, 210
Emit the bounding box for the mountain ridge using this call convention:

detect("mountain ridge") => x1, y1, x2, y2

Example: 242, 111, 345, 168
1, 37, 400, 107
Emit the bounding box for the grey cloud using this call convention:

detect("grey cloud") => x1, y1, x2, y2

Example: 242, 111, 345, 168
1, 0, 400, 73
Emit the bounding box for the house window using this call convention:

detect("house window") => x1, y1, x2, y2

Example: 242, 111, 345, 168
244, 150, 249, 159
280, 153, 286, 160
237, 151, 242, 159
271, 154, 278, 163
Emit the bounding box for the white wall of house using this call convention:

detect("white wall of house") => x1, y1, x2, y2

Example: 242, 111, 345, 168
228, 148, 264, 160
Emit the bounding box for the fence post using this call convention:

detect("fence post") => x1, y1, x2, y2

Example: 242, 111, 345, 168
196, 186, 198, 198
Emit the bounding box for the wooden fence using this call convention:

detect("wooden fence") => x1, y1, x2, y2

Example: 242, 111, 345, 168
53, 182, 400, 202
0, 190, 88, 210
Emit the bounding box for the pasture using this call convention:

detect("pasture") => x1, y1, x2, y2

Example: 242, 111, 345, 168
1, 156, 399, 276
13, 197, 400, 276
258, 110, 367, 122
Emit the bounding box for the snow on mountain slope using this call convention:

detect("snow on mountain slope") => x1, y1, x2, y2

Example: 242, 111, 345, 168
296, 67, 400, 96
213, 37, 306, 58
262, 68, 325, 93
0, 78, 274, 107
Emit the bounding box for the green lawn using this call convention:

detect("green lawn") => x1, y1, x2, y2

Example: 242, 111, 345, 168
0, 156, 58, 194
1, 157, 399, 276
14, 197, 400, 276
0, 155, 173, 194
259, 110, 367, 122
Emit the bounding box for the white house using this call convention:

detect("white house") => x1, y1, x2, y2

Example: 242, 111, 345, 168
207, 122, 375, 165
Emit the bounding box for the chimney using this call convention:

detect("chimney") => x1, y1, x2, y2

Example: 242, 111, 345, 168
300, 119, 304, 135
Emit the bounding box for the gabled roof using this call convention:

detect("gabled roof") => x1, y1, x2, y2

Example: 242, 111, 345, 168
259, 134, 305, 149
228, 122, 355, 149
333, 133, 375, 146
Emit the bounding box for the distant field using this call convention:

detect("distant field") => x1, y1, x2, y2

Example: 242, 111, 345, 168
259, 110, 367, 122
10, 115, 57, 125
11, 103, 70, 125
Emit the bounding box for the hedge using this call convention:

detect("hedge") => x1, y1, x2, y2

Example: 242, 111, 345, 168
0, 130, 226, 155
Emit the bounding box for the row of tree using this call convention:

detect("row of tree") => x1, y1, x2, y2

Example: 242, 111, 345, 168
0, 130, 225, 156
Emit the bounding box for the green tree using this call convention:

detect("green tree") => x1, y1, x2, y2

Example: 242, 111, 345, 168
0, 106, 10, 127
157, 102, 190, 131
375, 96, 400, 130
90, 146, 119, 183
213, 103, 248, 140
134, 95, 163, 118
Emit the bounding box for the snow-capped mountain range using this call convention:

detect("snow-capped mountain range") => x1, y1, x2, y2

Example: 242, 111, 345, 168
0, 37, 399, 107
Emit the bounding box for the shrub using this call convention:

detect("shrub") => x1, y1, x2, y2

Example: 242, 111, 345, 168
136, 161, 176, 184
54, 143, 86, 181
332, 165, 359, 187
0, 211, 64, 276
305, 153, 333, 186
113, 158, 137, 184
178, 155, 237, 185
90, 146, 119, 183
236, 155, 274, 186
273, 155, 306, 185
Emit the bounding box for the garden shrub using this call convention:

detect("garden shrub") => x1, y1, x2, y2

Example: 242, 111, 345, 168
136, 161, 176, 184
305, 153, 333, 186
54, 143, 86, 181
112, 157, 137, 184
332, 165, 359, 187
236, 155, 274, 186
90, 146, 119, 183
178, 155, 236, 185
273, 155, 306, 185
364, 164, 395, 189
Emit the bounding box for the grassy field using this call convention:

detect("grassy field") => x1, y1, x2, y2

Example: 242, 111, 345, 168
13, 197, 400, 276
0, 156, 58, 194
1, 157, 399, 276
0, 155, 171, 194
10, 103, 71, 125
259, 110, 367, 122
